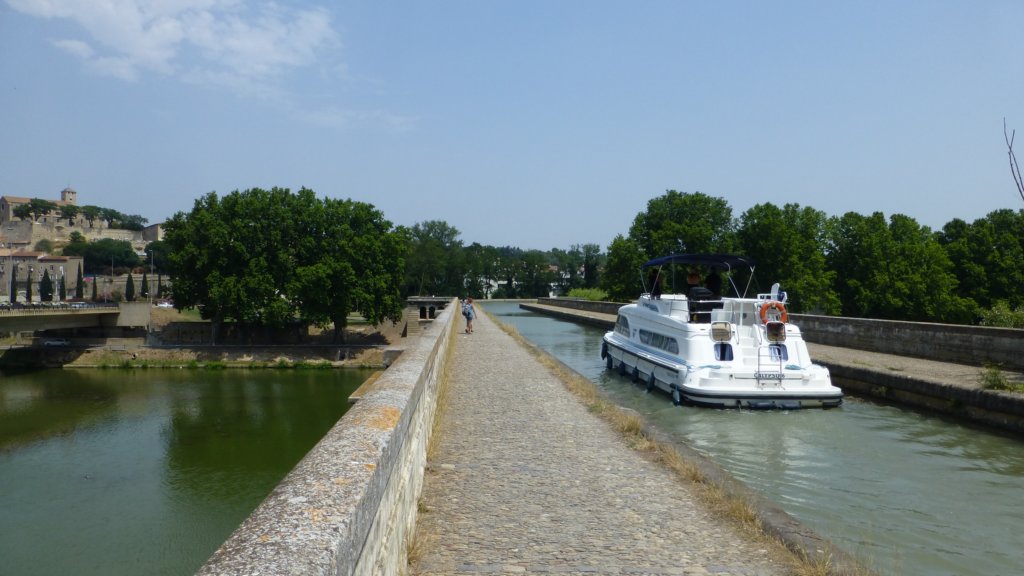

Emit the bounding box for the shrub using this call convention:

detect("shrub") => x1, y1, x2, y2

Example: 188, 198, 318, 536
566, 288, 609, 301
979, 301, 1024, 329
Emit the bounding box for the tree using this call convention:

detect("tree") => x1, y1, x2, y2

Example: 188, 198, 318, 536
581, 243, 603, 289
291, 195, 408, 341
164, 187, 407, 343
75, 263, 84, 299
26, 268, 33, 302
140, 271, 149, 299
80, 205, 102, 228
58, 274, 66, 301
145, 240, 170, 274
738, 203, 839, 314
404, 220, 464, 296
39, 270, 53, 302
91, 277, 97, 301
938, 209, 1024, 311
600, 234, 646, 301
629, 190, 737, 258
9, 267, 16, 303
519, 250, 556, 297
125, 273, 135, 302
827, 212, 973, 322
60, 204, 80, 225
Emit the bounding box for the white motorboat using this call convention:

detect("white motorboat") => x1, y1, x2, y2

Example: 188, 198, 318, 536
601, 253, 842, 409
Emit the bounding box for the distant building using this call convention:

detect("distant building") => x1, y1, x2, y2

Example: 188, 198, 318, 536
0, 187, 158, 252
0, 187, 77, 224
0, 249, 84, 302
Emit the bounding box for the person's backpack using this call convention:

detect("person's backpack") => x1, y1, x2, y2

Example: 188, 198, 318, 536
462, 302, 471, 317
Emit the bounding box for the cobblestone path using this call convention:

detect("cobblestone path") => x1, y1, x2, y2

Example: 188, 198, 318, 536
410, 311, 790, 576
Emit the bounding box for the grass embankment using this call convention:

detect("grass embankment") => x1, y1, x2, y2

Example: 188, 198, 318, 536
479, 311, 874, 576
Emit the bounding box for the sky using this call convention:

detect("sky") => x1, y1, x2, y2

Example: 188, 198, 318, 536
2, 1, 1024, 251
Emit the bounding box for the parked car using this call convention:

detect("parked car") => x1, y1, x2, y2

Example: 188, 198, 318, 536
43, 338, 71, 347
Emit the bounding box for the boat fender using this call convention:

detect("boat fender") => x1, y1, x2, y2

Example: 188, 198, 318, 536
631, 366, 640, 382
618, 360, 626, 376
759, 300, 789, 323
646, 372, 656, 392
605, 354, 613, 371
671, 386, 682, 406
600, 342, 608, 360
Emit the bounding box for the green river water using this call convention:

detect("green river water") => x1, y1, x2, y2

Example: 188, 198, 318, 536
0, 367, 372, 576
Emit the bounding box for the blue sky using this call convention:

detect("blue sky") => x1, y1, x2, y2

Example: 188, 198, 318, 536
2, 1, 1023, 250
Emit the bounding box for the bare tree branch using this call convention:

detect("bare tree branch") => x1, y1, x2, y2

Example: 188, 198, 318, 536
1005, 118, 1024, 204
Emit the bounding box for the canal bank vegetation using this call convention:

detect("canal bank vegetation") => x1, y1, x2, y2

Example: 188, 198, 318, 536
486, 311, 875, 576
980, 363, 1024, 392
403, 190, 1024, 330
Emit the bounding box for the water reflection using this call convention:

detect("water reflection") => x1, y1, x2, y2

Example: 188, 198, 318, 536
0, 367, 373, 576
485, 301, 1024, 576
0, 370, 119, 451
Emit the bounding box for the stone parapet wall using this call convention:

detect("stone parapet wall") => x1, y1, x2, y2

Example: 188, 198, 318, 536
195, 298, 457, 576
536, 297, 622, 316
792, 313, 1024, 371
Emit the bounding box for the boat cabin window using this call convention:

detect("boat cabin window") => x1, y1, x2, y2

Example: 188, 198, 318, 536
638, 329, 678, 354
714, 343, 734, 361
615, 315, 630, 337
768, 343, 788, 361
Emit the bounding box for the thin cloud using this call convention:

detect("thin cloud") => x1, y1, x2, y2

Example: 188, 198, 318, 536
8, 0, 339, 82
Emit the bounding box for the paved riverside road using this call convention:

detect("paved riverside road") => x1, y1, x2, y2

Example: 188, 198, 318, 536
410, 311, 790, 576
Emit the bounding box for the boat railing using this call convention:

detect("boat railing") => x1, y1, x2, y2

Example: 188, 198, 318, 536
639, 293, 691, 320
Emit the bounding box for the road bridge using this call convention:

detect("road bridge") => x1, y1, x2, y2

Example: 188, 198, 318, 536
0, 303, 145, 334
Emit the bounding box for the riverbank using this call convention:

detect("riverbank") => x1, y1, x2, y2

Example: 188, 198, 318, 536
0, 316, 406, 369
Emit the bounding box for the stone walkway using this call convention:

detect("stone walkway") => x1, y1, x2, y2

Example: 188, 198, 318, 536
410, 311, 791, 576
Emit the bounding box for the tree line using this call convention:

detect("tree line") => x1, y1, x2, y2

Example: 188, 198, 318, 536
599, 190, 1024, 326
15, 199, 148, 230
109, 186, 1023, 338
407, 190, 1024, 326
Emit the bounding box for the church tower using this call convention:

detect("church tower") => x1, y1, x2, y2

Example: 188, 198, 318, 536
60, 187, 77, 205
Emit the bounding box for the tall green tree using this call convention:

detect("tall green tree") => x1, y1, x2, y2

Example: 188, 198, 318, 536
738, 203, 839, 313
600, 234, 646, 301
629, 190, 737, 258
581, 243, 603, 289
125, 273, 135, 302
404, 220, 464, 296
289, 193, 408, 341
75, 263, 84, 299
140, 271, 149, 299
39, 270, 53, 302
938, 209, 1024, 310
165, 187, 407, 343
63, 238, 139, 274
827, 212, 973, 322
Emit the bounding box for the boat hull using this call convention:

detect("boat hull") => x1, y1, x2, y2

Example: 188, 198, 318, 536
602, 335, 843, 410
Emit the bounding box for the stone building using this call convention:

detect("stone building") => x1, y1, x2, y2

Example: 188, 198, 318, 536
0, 249, 84, 302
0, 187, 159, 251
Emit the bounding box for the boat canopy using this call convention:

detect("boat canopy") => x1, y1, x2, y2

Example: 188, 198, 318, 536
642, 253, 755, 272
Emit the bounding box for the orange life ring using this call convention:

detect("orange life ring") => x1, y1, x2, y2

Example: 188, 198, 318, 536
759, 301, 789, 323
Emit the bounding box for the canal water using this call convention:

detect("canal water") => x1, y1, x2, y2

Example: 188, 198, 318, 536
0, 367, 373, 576
484, 301, 1024, 576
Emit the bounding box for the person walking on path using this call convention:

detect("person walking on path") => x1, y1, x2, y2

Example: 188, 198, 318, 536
461, 297, 476, 333
411, 309, 791, 575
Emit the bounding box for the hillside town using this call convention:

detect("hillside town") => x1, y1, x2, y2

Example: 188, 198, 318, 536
0, 187, 163, 302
